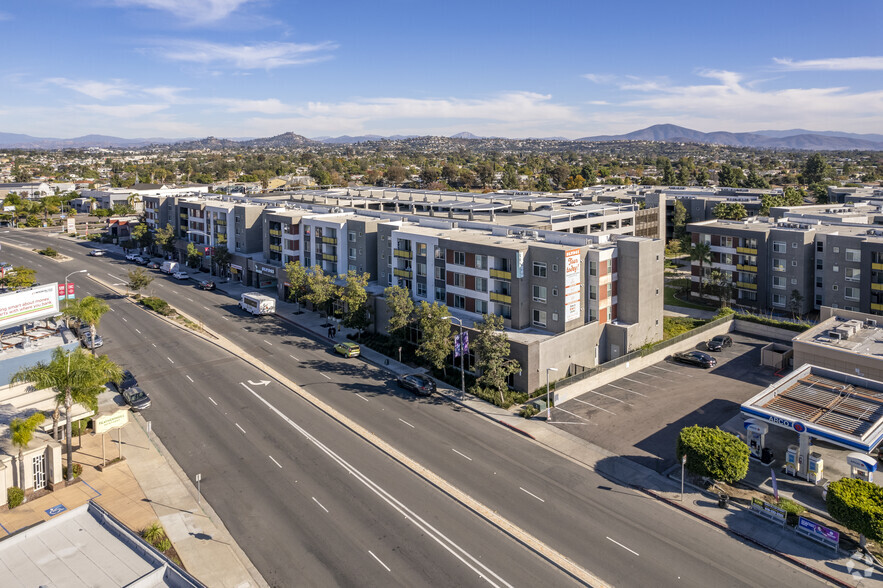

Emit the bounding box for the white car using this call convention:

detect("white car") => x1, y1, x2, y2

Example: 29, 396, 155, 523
567, 199, 583, 206
88, 249, 107, 257
125, 252, 139, 261
172, 271, 189, 280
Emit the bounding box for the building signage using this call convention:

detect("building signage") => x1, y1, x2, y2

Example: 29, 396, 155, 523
564, 249, 581, 322
797, 517, 839, 550
0, 283, 60, 330
66, 217, 76, 233
516, 251, 524, 279
750, 497, 786, 525
230, 264, 243, 271
58, 282, 76, 301
255, 264, 277, 277
94, 409, 129, 435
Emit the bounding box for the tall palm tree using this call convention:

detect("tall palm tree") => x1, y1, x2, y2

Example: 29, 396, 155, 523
12, 347, 122, 481
10, 412, 45, 493
63, 296, 110, 356
690, 241, 713, 300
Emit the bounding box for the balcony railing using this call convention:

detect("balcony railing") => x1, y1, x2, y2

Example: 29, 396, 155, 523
736, 282, 758, 290
873, 263, 883, 271
736, 264, 757, 272
872, 283, 883, 291
490, 268, 511, 280
393, 249, 412, 259
393, 268, 412, 278
490, 291, 512, 304
322, 253, 337, 262
873, 303, 883, 312
322, 236, 337, 245
736, 247, 757, 255
269, 229, 281, 236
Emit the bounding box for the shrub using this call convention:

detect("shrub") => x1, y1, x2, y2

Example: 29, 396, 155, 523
734, 312, 810, 333
7, 487, 24, 509
70, 419, 89, 436
142, 522, 168, 546
664, 316, 709, 339
141, 296, 173, 316
38, 247, 58, 257
677, 425, 749, 484
776, 496, 805, 525
826, 477, 883, 542
155, 538, 172, 553
520, 404, 539, 418
63, 463, 83, 480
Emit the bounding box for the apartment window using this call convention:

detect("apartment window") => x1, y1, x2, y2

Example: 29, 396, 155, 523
700, 234, 711, 245
833, 247, 840, 254
791, 278, 797, 285
474, 277, 487, 292
348, 247, 357, 259
435, 246, 444, 259
744, 238, 757, 249
348, 231, 356, 242
495, 304, 511, 319
845, 249, 861, 262
722, 254, 733, 265
475, 299, 488, 315
845, 268, 861, 282
533, 285, 547, 303
589, 261, 598, 276
816, 241, 824, 252
435, 266, 445, 280
452, 273, 466, 288
435, 287, 445, 301
533, 309, 547, 327
845, 287, 860, 301
816, 277, 823, 288
417, 263, 427, 277
552, 264, 558, 272
772, 241, 786, 254
533, 262, 547, 278
475, 254, 487, 269
816, 294, 823, 306
816, 259, 824, 271
453, 251, 466, 265
552, 312, 559, 321
417, 283, 427, 298
772, 293, 786, 307
589, 285, 598, 300
791, 242, 798, 249
417, 243, 427, 256
552, 287, 558, 296
772, 276, 786, 290
772, 259, 786, 272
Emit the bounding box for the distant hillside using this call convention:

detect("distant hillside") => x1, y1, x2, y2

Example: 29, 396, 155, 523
240, 132, 318, 148
0, 132, 184, 149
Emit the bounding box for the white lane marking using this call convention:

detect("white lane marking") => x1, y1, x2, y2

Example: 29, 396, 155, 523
588, 389, 630, 404
134, 328, 141, 334
151, 343, 157, 348
368, 550, 391, 573
242, 382, 514, 588
186, 375, 194, 383
269, 455, 283, 468
573, 398, 616, 415
312, 496, 329, 513
451, 448, 473, 461
637, 371, 662, 379
222, 316, 229, 320
171, 289, 178, 294
606, 536, 639, 556
556, 407, 595, 424
606, 383, 648, 397
289, 354, 300, 361
34, 262, 43, 267
108, 307, 115, 312
156, 283, 164, 288
320, 372, 331, 380
186, 297, 193, 302
647, 364, 677, 373
208, 397, 218, 406
235, 423, 246, 434
263, 339, 273, 346
621, 377, 651, 386
356, 393, 369, 402
202, 305, 209, 310
167, 357, 175, 364
398, 418, 415, 428
519, 487, 545, 503
121, 317, 128, 322
107, 273, 117, 279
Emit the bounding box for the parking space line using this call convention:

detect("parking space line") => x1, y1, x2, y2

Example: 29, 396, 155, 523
588, 389, 631, 404
621, 377, 652, 387
573, 398, 616, 415
606, 383, 648, 397
636, 371, 663, 379
646, 365, 677, 373
556, 407, 595, 425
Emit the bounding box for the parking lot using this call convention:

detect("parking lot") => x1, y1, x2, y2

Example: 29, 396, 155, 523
552, 332, 783, 473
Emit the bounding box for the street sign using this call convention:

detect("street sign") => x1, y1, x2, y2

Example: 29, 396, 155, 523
195, 473, 202, 482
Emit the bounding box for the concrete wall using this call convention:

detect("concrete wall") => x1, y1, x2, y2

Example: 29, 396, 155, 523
615, 237, 664, 347
731, 319, 802, 342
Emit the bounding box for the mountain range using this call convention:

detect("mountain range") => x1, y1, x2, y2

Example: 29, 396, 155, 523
1, 124, 881, 150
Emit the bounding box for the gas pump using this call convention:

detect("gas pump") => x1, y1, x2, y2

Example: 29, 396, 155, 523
807, 452, 824, 484
785, 445, 798, 476
847, 452, 878, 483
744, 420, 768, 460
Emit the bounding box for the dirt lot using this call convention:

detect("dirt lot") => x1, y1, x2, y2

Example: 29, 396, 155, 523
552, 333, 783, 473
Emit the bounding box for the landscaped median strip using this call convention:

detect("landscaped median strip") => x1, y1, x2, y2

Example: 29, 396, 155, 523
88, 271, 610, 587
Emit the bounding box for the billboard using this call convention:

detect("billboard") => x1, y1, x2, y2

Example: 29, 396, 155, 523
564, 249, 581, 322
0, 283, 61, 330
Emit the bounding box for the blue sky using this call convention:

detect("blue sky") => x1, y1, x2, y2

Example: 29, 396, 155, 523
2, 0, 882, 139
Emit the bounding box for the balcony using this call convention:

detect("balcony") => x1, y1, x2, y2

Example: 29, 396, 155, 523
736, 247, 757, 255
270, 244, 282, 252
873, 303, 883, 312
322, 236, 337, 245
393, 268, 412, 279
322, 253, 337, 262
490, 291, 512, 304
873, 283, 883, 291
490, 268, 511, 280
216, 219, 226, 226
269, 229, 281, 236
736, 282, 758, 290
873, 263, 883, 271
393, 249, 412, 259
736, 264, 757, 272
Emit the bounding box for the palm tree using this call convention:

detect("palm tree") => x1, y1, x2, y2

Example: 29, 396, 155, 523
10, 412, 46, 493
12, 348, 122, 481
63, 296, 110, 356
690, 241, 713, 300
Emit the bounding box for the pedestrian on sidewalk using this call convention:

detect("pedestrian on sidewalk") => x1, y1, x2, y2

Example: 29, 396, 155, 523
328, 326, 333, 339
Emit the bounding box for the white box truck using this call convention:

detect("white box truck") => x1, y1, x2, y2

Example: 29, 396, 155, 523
161, 261, 180, 274
240, 292, 276, 315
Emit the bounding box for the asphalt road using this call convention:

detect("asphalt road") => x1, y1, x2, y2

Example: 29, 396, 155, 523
0, 230, 831, 587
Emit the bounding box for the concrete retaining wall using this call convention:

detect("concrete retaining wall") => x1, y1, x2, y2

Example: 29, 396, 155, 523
733, 319, 804, 343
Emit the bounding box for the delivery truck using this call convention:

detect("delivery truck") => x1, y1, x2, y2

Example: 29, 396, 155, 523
161, 261, 180, 274
239, 292, 276, 315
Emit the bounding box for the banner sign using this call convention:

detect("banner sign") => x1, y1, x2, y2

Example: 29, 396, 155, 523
797, 517, 839, 551
453, 332, 469, 358
564, 249, 581, 321
94, 409, 129, 435
0, 283, 60, 330
750, 498, 786, 525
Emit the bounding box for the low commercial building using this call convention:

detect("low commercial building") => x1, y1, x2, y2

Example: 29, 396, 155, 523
0, 182, 52, 199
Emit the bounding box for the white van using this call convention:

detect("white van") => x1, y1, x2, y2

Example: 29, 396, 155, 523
239, 292, 276, 315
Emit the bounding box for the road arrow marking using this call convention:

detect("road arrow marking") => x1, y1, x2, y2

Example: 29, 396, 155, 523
247, 380, 271, 386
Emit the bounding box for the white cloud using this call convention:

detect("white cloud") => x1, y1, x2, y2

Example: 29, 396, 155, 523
583, 73, 615, 84
157, 40, 337, 69
112, 0, 255, 23
773, 56, 883, 71
46, 78, 129, 100
77, 103, 169, 118
210, 98, 291, 114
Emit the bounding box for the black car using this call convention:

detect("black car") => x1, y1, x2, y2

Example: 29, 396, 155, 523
396, 373, 437, 396
199, 280, 216, 291
707, 335, 733, 352
111, 370, 137, 393
122, 386, 151, 410
672, 350, 717, 369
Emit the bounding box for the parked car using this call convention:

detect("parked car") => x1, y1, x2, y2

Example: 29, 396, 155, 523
334, 342, 361, 358
136, 256, 150, 265
672, 350, 716, 368
88, 249, 107, 257
567, 199, 583, 206
706, 335, 733, 352
122, 386, 151, 410
125, 252, 139, 261
147, 261, 160, 269
396, 373, 436, 396
110, 369, 137, 393
79, 328, 104, 349
199, 280, 216, 291
172, 271, 189, 280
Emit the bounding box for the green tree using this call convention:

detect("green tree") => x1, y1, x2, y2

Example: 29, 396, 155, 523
1, 266, 36, 290
690, 242, 712, 300
284, 261, 309, 311
473, 314, 520, 406
712, 202, 748, 220
783, 186, 805, 207
128, 268, 154, 297
10, 412, 45, 493
130, 223, 151, 249
154, 223, 176, 255
339, 270, 371, 336
186, 242, 202, 268
802, 153, 829, 185
213, 244, 231, 277
672, 199, 689, 240
63, 296, 110, 357
385, 285, 414, 341
565, 174, 586, 190
826, 477, 883, 545
304, 265, 338, 318
415, 301, 452, 373
742, 169, 770, 189
706, 269, 732, 308
788, 289, 804, 319
385, 165, 407, 186
810, 183, 830, 204
677, 425, 749, 484
12, 347, 122, 481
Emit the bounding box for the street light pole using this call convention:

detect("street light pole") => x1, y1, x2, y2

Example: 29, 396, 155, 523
546, 367, 558, 422
443, 315, 465, 396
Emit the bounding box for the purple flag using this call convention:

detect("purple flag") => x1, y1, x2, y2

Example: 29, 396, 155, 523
454, 335, 461, 358
462, 332, 469, 354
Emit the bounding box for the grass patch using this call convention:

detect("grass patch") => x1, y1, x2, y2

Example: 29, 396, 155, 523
664, 287, 716, 311
664, 316, 710, 339
38, 247, 58, 257
141, 296, 174, 316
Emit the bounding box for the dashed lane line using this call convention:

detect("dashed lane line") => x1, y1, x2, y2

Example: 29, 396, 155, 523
368, 550, 390, 573
451, 448, 473, 461
269, 455, 283, 468
312, 497, 329, 513
606, 537, 639, 556
519, 487, 545, 503
235, 423, 246, 434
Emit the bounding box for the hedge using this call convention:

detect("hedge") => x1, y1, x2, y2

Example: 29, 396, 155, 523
7, 487, 24, 509
141, 296, 174, 316
734, 312, 811, 333
676, 425, 749, 484
826, 477, 883, 542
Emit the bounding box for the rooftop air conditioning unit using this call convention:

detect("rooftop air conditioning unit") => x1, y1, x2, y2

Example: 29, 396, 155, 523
866, 319, 878, 328
828, 331, 843, 340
